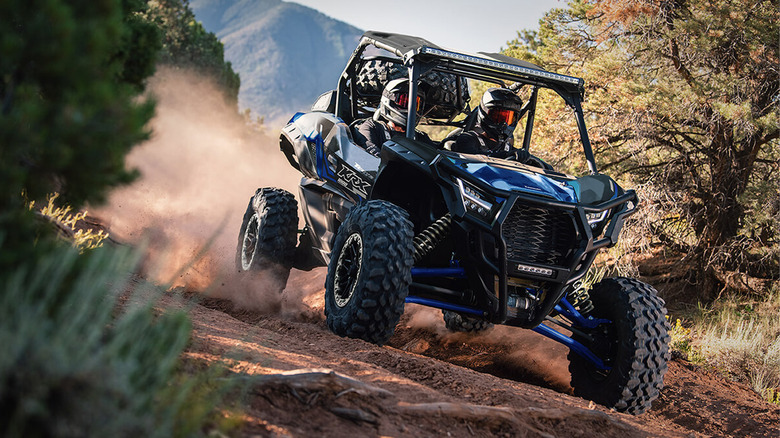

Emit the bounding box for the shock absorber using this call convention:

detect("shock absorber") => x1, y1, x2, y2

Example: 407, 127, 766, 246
568, 280, 594, 315
413, 213, 451, 263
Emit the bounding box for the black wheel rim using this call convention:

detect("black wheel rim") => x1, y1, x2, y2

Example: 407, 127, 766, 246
241, 213, 260, 270
333, 233, 363, 308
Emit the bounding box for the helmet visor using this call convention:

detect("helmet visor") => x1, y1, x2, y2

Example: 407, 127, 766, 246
486, 108, 518, 126
394, 92, 422, 112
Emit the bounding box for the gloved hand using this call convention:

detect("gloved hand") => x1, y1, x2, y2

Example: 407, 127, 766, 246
507, 148, 530, 163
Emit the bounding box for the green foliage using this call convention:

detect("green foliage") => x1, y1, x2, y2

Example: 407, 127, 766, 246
0, 0, 158, 209
118, 0, 164, 91
144, 0, 240, 103
505, 0, 779, 298
0, 244, 234, 437
0, 0, 161, 272
0, 2, 246, 434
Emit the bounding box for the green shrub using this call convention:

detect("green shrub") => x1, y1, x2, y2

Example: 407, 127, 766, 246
0, 242, 229, 437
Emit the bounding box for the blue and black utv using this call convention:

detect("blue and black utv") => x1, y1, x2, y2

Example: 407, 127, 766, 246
236, 31, 670, 414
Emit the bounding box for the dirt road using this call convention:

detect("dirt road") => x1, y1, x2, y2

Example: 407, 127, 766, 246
171, 268, 779, 438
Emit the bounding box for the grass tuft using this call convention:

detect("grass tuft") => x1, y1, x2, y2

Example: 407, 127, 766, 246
31, 193, 110, 251
668, 287, 780, 405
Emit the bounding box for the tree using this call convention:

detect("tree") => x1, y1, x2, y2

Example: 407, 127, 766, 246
0, 0, 160, 268
506, 0, 779, 298
144, 0, 241, 103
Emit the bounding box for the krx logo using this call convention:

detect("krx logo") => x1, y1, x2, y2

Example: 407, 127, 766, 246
336, 164, 371, 198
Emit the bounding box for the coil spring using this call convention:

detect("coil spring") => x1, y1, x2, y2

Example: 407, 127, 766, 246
568, 280, 594, 315
413, 213, 451, 263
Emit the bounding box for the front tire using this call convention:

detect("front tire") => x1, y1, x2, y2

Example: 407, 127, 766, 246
236, 188, 298, 288
324, 201, 414, 345
568, 277, 670, 414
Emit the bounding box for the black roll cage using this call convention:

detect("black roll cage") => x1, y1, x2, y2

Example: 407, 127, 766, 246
336, 31, 599, 174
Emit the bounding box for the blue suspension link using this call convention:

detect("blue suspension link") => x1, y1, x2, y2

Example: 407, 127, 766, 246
554, 296, 610, 329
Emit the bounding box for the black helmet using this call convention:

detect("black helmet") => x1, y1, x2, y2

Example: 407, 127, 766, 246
375, 78, 424, 128
477, 88, 523, 146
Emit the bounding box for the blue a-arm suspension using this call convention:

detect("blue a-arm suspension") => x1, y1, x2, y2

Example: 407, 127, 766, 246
407, 270, 611, 370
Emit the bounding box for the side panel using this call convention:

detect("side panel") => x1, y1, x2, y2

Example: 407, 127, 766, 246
280, 116, 317, 179
286, 112, 380, 202
298, 178, 355, 264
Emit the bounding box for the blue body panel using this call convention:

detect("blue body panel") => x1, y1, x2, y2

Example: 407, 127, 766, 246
448, 156, 578, 203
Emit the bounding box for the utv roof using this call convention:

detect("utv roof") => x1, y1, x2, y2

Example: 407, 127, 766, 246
359, 31, 585, 97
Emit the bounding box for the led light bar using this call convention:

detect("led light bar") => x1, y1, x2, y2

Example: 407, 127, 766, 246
419, 47, 582, 85
516, 264, 555, 277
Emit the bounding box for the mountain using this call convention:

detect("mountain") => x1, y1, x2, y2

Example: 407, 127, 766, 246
190, 0, 363, 125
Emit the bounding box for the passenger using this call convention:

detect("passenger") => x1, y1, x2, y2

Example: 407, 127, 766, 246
448, 87, 532, 163
353, 78, 432, 156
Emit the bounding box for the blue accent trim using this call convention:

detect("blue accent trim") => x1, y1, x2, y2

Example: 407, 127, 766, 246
532, 323, 610, 370
295, 113, 365, 202
411, 267, 467, 278
299, 123, 339, 187
313, 134, 331, 179
289, 112, 305, 124
405, 296, 483, 316
554, 297, 610, 329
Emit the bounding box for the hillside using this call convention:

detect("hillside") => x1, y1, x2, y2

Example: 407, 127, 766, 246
190, 0, 362, 124
164, 277, 779, 437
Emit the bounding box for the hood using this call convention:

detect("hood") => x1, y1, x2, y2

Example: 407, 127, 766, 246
449, 155, 577, 203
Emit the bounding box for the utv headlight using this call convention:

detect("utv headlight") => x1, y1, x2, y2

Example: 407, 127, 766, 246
456, 178, 494, 218
586, 210, 609, 228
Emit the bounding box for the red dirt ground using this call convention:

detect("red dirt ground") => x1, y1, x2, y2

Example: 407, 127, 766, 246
159, 267, 779, 438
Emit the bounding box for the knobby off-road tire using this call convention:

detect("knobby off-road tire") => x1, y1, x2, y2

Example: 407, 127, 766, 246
442, 310, 493, 333
236, 188, 298, 288
355, 60, 470, 119
355, 60, 406, 98
568, 277, 670, 415
324, 201, 414, 346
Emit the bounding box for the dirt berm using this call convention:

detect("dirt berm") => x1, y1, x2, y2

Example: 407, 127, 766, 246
161, 268, 778, 438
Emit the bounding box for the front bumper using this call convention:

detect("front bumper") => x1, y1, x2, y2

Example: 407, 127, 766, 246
431, 155, 638, 327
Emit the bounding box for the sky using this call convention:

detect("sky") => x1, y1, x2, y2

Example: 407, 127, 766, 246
285, 0, 565, 54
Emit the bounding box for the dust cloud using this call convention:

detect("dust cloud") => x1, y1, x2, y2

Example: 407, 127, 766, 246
404, 305, 573, 391
95, 66, 317, 313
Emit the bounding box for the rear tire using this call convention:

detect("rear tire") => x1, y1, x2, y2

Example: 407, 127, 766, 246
324, 201, 414, 345
236, 188, 298, 289
442, 310, 493, 333
568, 277, 670, 414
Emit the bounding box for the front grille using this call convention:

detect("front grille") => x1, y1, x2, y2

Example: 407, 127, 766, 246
503, 204, 577, 267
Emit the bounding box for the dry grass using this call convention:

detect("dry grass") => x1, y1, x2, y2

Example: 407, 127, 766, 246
669, 288, 780, 404
30, 193, 109, 251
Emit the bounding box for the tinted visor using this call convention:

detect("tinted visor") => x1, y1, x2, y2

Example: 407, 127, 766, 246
486, 108, 518, 125
394, 92, 422, 112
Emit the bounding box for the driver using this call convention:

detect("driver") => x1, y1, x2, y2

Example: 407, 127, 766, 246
353, 78, 432, 156
449, 87, 530, 162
